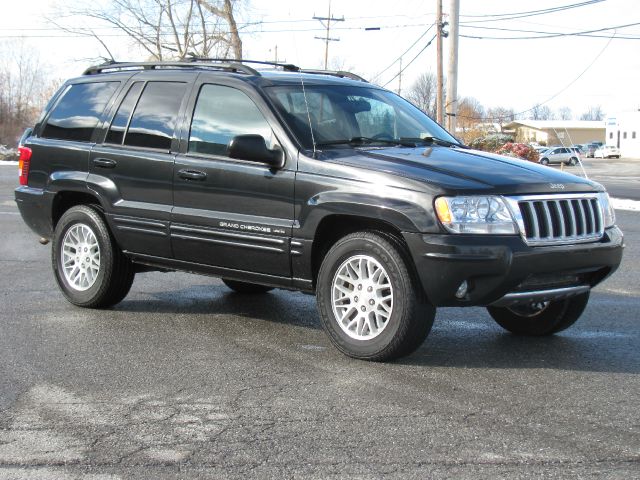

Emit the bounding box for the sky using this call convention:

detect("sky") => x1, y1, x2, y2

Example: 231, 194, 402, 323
1, 0, 639, 119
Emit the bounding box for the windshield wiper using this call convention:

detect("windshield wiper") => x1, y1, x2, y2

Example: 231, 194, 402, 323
399, 136, 467, 148
317, 136, 418, 147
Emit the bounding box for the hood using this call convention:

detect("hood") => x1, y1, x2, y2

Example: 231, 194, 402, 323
322, 145, 601, 195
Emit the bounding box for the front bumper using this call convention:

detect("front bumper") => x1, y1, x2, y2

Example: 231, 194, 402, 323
403, 227, 624, 307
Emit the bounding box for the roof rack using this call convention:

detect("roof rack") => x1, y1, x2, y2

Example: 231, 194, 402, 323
82, 60, 260, 76
82, 58, 368, 82
296, 69, 368, 83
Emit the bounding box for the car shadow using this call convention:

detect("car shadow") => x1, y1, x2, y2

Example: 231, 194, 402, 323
117, 284, 639, 374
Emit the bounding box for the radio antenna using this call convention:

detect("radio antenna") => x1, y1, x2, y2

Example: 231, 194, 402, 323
298, 71, 317, 157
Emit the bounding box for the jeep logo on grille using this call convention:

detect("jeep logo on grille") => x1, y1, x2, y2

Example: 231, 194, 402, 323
550, 183, 565, 189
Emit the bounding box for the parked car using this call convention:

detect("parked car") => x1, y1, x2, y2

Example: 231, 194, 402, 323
14, 59, 624, 361
538, 146, 582, 166
594, 145, 621, 159
584, 143, 600, 158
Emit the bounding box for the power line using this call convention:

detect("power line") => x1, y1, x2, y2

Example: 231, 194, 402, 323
455, 31, 616, 122
459, 0, 604, 22
371, 23, 435, 83
459, 21, 640, 40
382, 34, 437, 88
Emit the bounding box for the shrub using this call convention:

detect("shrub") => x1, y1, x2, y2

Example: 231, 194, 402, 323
469, 133, 514, 152
495, 142, 539, 162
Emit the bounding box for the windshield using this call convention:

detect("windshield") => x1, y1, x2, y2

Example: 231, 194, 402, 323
265, 84, 459, 149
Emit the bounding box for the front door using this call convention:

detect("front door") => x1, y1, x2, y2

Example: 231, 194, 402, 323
171, 81, 295, 277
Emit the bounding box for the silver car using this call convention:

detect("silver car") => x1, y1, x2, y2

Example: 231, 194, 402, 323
538, 147, 581, 166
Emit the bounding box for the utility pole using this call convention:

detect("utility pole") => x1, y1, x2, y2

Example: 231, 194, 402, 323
313, 0, 344, 70
436, 0, 445, 125
446, 0, 459, 133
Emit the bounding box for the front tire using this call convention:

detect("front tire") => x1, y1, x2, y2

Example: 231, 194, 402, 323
487, 292, 590, 336
52, 205, 134, 308
540, 158, 549, 165
316, 232, 435, 361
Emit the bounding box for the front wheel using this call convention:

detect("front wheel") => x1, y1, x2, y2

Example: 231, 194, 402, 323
540, 158, 549, 165
487, 292, 590, 336
52, 205, 135, 308
316, 232, 435, 361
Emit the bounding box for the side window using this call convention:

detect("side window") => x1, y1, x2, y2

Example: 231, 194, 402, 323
41, 82, 119, 142
105, 82, 144, 145
124, 82, 186, 150
189, 84, 275, 157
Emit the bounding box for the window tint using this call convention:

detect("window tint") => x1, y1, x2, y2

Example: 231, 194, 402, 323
105, 82, 143, 145
189, 84, 275, 156
42, 82, 119, 142
125, 82, 186, 150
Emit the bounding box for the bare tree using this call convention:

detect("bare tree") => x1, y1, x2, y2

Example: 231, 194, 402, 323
406, 72, 440, 118
0, 40, 59, 146
487, 106, 515, 131
557, 106, 573, 120
528, 104, 554, 121
57, 0, 245, 61
580, 105, 604, 121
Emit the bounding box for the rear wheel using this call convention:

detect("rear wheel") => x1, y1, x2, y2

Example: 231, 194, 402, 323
487, 292, 590, 336
569, 157, 578, 166
316, 231, 435, 361
540, 158, 549, 165
222, 279, 273, 293
52, 205, 135, 308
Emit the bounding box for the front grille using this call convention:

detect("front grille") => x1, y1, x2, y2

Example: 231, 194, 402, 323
516, 195, 604, 245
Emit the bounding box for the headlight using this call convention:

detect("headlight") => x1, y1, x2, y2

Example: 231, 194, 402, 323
434, 195, 518, 234
597, 191, 616, 228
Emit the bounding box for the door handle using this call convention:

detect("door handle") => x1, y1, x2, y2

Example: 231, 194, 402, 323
92, 158, 117, 169
178, 169, 207, 181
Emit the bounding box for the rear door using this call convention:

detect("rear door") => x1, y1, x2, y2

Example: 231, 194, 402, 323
89, 74, 191, 258
171, 79, 296, 277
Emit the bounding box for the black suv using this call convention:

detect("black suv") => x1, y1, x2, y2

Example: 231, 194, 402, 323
15, 60, 623, 361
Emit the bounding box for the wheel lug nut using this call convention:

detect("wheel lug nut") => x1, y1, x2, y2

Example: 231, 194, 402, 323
354, 296, 359, 302
360, 306, 366, 312
369, 299, 375, 305
367, 286, 373, 292
358, 284, 362, 290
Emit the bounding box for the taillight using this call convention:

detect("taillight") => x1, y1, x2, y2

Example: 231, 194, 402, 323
18, 146, 32, 186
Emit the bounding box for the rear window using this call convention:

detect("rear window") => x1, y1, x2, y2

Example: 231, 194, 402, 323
41, 82, 119, 142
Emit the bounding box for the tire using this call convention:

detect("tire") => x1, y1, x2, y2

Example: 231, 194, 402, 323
222, 279, 273, 293
569, 157, 578, 166
316, 231, 435, 361
52, 205, 135, 308
487, 291, 590, 336
540, 158, 549, 165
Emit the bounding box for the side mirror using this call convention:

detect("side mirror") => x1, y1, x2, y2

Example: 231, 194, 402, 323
228, 134, 284, 168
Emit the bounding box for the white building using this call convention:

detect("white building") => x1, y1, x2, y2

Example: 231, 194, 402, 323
606, 111, 640, 158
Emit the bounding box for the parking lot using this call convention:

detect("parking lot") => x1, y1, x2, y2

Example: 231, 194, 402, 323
0, 160, 638, 479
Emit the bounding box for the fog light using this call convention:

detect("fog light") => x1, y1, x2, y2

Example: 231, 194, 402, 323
455, 280, 468, 299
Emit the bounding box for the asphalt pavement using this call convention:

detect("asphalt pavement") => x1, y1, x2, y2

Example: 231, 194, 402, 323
0, 163, 638, 479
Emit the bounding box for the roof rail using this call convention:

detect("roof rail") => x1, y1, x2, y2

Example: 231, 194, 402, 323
297, 69, 368, 83
82, 60, 260, 76
82, 59, 368, 83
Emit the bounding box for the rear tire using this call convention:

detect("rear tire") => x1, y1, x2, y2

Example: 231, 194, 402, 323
52, 205, 135, 308
569, 157, 578, 166
222, 279, 273, 293
540, 158, 549, 165
487, 292, 590, 336
316, 231, 435, 361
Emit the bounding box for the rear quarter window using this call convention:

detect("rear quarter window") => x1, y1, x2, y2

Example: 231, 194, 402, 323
41, 82, 119, 142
